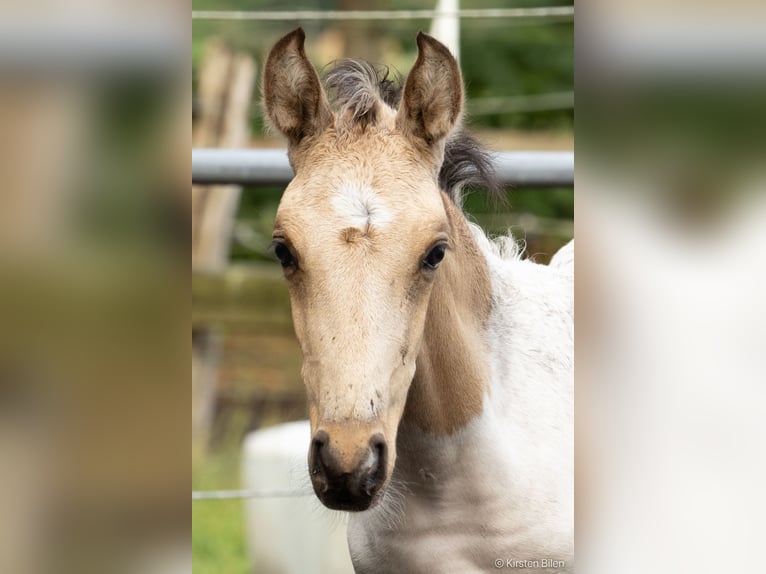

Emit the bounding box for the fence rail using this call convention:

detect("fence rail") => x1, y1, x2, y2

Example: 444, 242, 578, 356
192, 149, 574, 188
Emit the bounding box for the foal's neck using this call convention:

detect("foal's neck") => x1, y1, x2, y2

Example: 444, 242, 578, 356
402, 193, 493, 436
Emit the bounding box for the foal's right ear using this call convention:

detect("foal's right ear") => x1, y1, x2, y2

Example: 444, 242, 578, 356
397, 32, 463, 154
263, 28, 332, 149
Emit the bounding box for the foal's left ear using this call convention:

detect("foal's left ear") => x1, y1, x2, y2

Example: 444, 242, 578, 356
263, 28, 332, 151
397, 33, 463, 154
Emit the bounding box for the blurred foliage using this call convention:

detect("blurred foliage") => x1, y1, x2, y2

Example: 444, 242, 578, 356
192, 0, 573, 130
192, 0, 574, 262
193, 449, 249, 574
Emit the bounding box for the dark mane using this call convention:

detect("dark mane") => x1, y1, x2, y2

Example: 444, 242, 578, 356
322, 59, 504, 205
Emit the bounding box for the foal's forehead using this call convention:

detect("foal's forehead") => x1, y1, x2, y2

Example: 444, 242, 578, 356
276, 176, 447, 237
300, 128, 425, 186
277, 132, 447, 233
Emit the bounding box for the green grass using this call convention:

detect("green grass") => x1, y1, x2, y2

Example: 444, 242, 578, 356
193, 448, 251, 574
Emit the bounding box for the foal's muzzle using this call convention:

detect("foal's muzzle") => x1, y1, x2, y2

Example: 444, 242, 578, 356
309, 430, 388, 511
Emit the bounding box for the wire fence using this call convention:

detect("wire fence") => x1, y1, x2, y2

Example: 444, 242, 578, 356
193, 488, 312, 501
191, 7, 574, 22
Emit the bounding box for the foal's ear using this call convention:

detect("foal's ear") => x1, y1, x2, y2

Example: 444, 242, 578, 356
397, 32, 463, 152
263, 28, 332, 149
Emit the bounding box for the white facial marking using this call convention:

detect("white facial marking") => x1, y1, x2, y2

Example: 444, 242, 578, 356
332, 183, 393, 229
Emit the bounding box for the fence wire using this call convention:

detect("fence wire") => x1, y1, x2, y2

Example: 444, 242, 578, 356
191, 7, 574, 22
193, 488, 312, 501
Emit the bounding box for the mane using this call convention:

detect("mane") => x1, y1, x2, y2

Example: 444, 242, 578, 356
323, 59, 504, 205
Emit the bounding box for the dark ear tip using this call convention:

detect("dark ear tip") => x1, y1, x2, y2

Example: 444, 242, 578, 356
415, 31, 453, 57
273, 27, 306, 52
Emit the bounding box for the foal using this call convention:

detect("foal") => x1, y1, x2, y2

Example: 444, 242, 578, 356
263, 28, 573, 573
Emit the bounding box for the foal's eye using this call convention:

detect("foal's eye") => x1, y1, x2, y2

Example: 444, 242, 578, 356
422, 243, 447, 270
272, 241, 297, 268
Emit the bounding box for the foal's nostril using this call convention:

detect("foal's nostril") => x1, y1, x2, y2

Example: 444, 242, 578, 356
364, 433, 388, 497
309, 430, 330, 489
369, 433, 387, 466
312, 430, 329, 453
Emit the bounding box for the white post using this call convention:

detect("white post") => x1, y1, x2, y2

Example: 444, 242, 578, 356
242, 421, 355, 574
430, 0, 460, 62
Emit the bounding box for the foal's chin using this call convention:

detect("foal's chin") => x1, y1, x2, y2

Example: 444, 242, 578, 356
313, 481, 388, 512
317, 492, 384, 512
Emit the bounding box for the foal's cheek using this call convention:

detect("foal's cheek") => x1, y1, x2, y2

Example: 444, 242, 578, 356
284, 294, 311, 353
388, 361, 417, 413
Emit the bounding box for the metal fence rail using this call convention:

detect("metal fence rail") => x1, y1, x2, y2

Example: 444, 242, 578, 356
192, 149, 574, 188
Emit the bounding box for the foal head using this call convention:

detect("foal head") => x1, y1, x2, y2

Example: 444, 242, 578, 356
264, 28, 468, 511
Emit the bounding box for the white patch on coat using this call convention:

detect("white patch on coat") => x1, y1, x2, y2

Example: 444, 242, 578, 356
331, 183, 393, 229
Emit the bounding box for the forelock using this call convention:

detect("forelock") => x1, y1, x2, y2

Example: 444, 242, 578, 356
320, 59, 502, 206
323, 59, 402, 128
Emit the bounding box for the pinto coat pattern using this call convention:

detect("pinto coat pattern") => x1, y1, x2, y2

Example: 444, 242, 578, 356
263, 28, 573, 573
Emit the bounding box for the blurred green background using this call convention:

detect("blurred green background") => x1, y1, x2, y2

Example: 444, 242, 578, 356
192, 2, 572, 572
